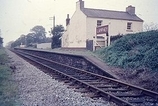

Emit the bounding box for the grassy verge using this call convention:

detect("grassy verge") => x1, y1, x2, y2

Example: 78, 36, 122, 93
0, 48, 17, 106
95, 30, 158, 72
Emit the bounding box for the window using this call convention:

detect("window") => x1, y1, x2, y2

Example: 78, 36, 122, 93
97, 20, 102, 26
127, 22, 132, 30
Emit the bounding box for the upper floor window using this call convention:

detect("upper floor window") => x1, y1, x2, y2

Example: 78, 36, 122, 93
97, 20, 102, 26
127, 22, 132, 30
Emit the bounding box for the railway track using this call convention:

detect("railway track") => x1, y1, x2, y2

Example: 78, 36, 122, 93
12, 49, 158, 106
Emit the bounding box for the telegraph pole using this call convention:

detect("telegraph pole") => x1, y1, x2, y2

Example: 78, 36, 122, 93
49, 0, 56, 36
53, 16, 55, 28
49, 16, 55, 36
49, 16, 55, 29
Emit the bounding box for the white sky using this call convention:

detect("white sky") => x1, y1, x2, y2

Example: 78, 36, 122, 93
0, 0, 158, 46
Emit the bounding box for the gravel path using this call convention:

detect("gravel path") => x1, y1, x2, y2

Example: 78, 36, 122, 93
6, 50, 111, 106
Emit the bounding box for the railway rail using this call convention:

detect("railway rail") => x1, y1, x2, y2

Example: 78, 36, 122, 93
12, 49, 158, 106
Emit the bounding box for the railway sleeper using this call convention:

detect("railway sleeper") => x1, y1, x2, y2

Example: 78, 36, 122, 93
114, 93, 144, 98
125, 97, 158, 105
74, 88, 90, 93
51, 75, 61, 79
65, 81, 82, 87
128, 99, 144, 104
102, 88, 129, 92
70, 75, 88, 78
82, 92, 100, 98
86, 82, 109, 85
95, 85, 119, 88
56, 78, 69, 82
144, 97, 158, 103
80, 79, 103, 83
78, 77, 98, 80
67, 85, 81, 89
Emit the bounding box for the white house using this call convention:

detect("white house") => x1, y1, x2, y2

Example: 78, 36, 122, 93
62, 0, 143, 50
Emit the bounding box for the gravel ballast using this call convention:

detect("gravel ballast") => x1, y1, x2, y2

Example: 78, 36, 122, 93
6, 50, 111, 106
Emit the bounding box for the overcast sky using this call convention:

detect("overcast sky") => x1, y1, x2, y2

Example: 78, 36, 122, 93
0, 0, 158, 46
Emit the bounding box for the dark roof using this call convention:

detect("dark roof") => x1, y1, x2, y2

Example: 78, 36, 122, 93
82, 8, 143, 22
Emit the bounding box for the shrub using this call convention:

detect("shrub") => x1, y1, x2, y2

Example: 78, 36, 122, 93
95, 30, 158, 71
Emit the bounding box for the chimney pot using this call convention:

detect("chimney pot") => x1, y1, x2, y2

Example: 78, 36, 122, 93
76, 0, 84, 10
66, 14, 70, 26
126, 5, 135, 15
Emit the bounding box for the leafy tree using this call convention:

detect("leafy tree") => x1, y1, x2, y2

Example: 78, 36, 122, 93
51, 25, 64, 49
6, 41, 14, 48
11, 39, 20, 48
25, 33, 35, 46
11, 25, 47, 48
19, 34, 26, 45
0, 37, 3, 43
45, 37, 52, 43
0, 37, 3, 47
11, 34, 26, 48
31, 25, 46, 43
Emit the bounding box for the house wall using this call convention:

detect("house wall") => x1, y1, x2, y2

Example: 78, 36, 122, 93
62, 1, 87, 48
86, 17, 143, 40
20, 45, 26, 48
62, 26, 69, 47
62, 0, 143, 48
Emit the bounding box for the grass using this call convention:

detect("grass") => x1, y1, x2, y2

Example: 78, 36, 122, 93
95, 30, 158, 72
0, 48, 18, 106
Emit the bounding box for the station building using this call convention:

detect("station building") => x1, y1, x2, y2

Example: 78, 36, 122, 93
62, 0, 143, 51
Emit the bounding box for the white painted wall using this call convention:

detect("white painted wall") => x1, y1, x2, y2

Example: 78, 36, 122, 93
86, 17, 143, 40
62, 8, 87, 48
62, 26, 69, 47
20, 44, 26, 48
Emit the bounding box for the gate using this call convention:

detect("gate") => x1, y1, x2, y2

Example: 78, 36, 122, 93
94, 25, 110, 51
86, 40, 93, 51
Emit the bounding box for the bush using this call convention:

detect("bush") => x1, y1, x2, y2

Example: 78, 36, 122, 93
95, 30, 158, 71
110, 35, 123, 43
143, 47, 158, 71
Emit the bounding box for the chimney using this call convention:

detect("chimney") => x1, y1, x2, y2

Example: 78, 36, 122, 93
126, 5, 135, 15
76, 0, 84, 10
66, 14, 70, 26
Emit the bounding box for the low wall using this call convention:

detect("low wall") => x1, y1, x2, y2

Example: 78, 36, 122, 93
37, 43, 51, 49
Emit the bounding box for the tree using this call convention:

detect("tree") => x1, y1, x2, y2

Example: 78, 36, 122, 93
10, 34, 26, 48
31, 25, 46, 43
11, 38, 21, 48
6, 41, 14, 48
10, 25, 47, 48
19, 34, 26, 45
25, 33, 35, 47
51, 25, 64, 49
0, 37, 3, 48
45, 37, 52, 43
144, 23, 158, 31
0, 37, 3, 43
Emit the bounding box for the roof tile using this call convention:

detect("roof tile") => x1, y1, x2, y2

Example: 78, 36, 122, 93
82, 8, 143, 22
